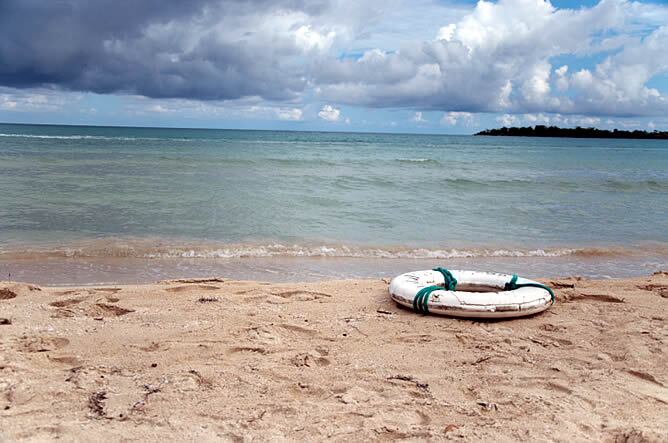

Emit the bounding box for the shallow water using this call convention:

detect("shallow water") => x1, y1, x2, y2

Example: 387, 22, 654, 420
1, 123, 666, 283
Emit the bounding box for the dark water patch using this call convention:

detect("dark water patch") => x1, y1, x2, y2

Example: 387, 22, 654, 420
395, 158, 441, 166
601, 179, 668, 192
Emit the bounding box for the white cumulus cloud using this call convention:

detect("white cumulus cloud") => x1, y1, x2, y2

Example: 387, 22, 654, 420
497, 114, 520, 126
318, 104, 341, 121
316, 0, 668, 117
277, 108, 303, 121
441, 111, 473, 125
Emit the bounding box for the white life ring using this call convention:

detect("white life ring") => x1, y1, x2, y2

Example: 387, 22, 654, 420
389, 269, 554, 319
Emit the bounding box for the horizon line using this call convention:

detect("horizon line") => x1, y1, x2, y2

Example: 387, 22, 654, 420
0, 121, 475, 137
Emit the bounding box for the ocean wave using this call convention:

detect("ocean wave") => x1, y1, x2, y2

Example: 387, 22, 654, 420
601, 179, 668, 192
0, 133, 193, 142
395, 158, 441, 165
435, 177, 533, 188
1, 240, 661, 260
265, 158, 338, 167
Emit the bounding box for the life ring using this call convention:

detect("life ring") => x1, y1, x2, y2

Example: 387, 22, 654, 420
389, 268, 554, 318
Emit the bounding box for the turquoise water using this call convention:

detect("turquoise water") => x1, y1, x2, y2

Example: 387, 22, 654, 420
0, 123, 666, 283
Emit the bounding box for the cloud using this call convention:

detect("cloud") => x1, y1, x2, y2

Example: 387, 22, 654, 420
441, 111, 472, 125
555, 65, 569, 92
120, 95, 305, 122
294, 25, 337, 52
277, 108, 304, 121
0, 0, 667, 122
412, 111, 426, 122
496, 114, 519, 126
318, 104, 341, 121
562, 25, 668, 116
0, 95, 17, 110
0, 87, 74, 112
147, 104, 171, 114
552, 114, 601, 127
495, 112, 606, 127
0, 0, 377, 102
524, 113, 551, 124
316, 0, 668, 117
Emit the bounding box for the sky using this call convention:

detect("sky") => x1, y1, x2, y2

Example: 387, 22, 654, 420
0, 0, 667, 134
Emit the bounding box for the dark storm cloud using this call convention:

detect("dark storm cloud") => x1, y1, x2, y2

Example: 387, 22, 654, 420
3, 0, 666, 117
0, 0, 332, 100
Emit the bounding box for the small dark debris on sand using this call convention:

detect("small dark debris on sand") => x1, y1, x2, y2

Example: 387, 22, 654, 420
478, 401, 498, 411
88, 391, 107, 418
550, 280, 575, 289
198, 297, 220, 303
387, 374, 430, 392
163, 278, 225, 284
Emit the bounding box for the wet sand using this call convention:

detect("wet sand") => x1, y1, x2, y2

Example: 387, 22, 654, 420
0, 273, 667, 441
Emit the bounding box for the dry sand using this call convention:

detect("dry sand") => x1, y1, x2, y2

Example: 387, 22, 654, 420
0, 273, 667, 442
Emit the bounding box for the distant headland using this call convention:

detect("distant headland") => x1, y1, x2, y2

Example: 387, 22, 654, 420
475, 125, 668, 139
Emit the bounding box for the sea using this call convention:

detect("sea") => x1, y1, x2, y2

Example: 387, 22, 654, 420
0, 123, 666, 285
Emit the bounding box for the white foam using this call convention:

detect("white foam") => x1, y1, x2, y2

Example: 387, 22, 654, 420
0, 133, 190, 142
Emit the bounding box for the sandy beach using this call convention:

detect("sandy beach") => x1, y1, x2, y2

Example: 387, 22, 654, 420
0, 273, 666, 442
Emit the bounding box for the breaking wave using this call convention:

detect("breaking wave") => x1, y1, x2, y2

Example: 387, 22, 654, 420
0, 133, 190, 142
395, 158, 441, 165
2, 239, 663, 260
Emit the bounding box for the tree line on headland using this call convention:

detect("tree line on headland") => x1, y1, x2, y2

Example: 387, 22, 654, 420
475, 125, 668, 139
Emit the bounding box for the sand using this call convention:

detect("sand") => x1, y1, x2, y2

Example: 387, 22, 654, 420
0, 273, 667, 442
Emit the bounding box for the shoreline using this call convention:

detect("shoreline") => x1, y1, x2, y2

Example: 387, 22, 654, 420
1, 273, 666, 441
2, 253, 668, 286
2, 239, 667, 286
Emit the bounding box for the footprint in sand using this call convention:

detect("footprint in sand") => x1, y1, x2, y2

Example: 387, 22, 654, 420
637, 284, 668, 298
227, 346, 270, 355
396, 334, 435, 344
51, 309, 76, 318
48, 355, 81, 365
170, 369, 213, 391
243, 323, 319, 345
626, 369, 664, 386
277, 323, 319, 336
234, 288, 262, 295
0, 288, 17, 300
86, 303, 134, 317
272, 290, 332, 302
290, 352, 331, 368
540, 323, 567, 332
55, 290, 81, 296
607, 430, 666, 443
48, 297, 133, 318
546, 381, 573, 394
562, 292, 625, 303
137, 341, 169, 352
17, 335, 70, 353
49, 298, 85, 308
245, 326, 284, 345
260, 290, 333, 304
